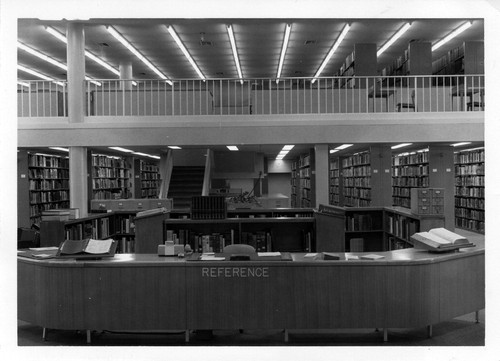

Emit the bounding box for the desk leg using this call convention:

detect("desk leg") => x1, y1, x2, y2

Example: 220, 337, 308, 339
42, 327, 47, 341
383, 328, 388, 342
284, 329, 289, 343
185, 330, 190, 343
427, 325, 433, 338
86, 330, 91, 344
476, 311, 480, 323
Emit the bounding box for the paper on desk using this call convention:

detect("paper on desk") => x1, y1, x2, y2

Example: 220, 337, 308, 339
258, 252, 281, 257
199, 255, 226, 261
84, 239, 113, 254
303, 253, 318, 258
29, 247, 59, 251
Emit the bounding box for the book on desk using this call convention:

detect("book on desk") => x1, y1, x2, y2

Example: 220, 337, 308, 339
410, 228, 474, 252
56, 238, 117, 259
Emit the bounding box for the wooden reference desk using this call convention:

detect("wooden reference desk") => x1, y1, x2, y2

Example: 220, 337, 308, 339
18, 241, 484, 344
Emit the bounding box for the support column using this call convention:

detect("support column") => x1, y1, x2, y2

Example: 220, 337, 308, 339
314, 144, 329, 207
66, 23, 89, 218
69, 147, 89, 217
120, 61, 133, 90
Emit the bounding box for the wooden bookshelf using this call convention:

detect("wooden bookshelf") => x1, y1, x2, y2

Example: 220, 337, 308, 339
290, 160, 298, 208
454, 147, 485, 233
336, 43, 377, 88
392, 149, 430, 208
432, 41, 484, 76
18, 151, 70, 227
329, 157, 341, 206
133, 159, 161, 198
342, 150, 372, 207
292, 149, 315, 208
91, 154, 132, 200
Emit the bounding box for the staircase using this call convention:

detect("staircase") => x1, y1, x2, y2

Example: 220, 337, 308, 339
167, 166, 205, 209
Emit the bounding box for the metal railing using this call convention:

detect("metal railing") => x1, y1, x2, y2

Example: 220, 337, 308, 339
17, 81, 67, 117
17, 75, 485, 117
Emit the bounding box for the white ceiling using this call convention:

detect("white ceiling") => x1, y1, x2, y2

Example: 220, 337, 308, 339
17, 18, 484, 81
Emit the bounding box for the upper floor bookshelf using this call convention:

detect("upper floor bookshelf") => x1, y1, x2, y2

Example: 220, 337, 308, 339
335, 43, 377, 88
432, 41, 484, 76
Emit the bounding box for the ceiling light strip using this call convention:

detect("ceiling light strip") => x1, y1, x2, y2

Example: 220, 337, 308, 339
227, 145, 239, 151
106, 25, 172, 85
391, 143, 413, 149
227, 25, 244, 84
18, 41, 101, 86
432, 21, 473, 52
377, 22, 412, 57
17, 65, 65, 86
276, 24, 291, 84
167, 25, 206, 81
312, 23, 350, 84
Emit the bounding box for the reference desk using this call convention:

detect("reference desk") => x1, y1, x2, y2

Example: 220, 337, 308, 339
17, 240, 484, 344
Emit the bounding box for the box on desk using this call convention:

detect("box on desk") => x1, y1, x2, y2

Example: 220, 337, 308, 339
410, 188, 445, 215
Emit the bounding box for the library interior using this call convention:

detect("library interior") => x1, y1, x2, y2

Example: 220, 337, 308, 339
12, 8, 492, 354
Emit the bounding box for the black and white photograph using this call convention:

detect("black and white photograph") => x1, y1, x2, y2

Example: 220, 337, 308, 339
1, 0, 499, 360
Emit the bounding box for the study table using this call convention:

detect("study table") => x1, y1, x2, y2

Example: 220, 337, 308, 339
17, 240, 484, 344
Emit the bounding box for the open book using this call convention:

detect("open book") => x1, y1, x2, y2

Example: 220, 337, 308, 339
57, 238, 116, 258
411, 228, 472, 251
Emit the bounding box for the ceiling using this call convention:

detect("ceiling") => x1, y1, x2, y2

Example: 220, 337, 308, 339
17, 18, 484, 81
17, 17, 485, 159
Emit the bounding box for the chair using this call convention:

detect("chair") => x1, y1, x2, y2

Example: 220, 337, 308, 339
467, 101, 485, 111
396, 90, 416, 112
222, 244, 256, 254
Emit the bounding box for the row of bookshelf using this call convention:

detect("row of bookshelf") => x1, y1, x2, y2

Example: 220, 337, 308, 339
392, 165, 429, 177
342, 152, 370, 168
29, 168, 69, 179
93, 189, 130, 200
455, 208, 484, 221
29, 190, 68, 204
455, 186, 485, 198
392, 151, 429, 166
28, 154, 69, 168
343, 177, 371, 188
29, 179, 69, 190
455, 164, 484, 175
392, 177, 429, 187
92, 178, 131, 190
455, 148, 484, 164
343, 188, 371, 199
30, 201, 70, 219
455, 217, 485, 233
343, 197, 371, 207
92, 155, 129, 168
455, 197, 484, 210
392, 197, 410, 208
92, 167, 129, 178
455, 176, 484, 187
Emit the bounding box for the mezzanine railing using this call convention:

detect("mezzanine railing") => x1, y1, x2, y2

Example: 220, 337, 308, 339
17, 75, 484, 118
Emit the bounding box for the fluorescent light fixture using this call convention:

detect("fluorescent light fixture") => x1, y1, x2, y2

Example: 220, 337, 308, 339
329, 149, 340, 154
282, 145, 295, 151
46, 26, 136, 86
275, 144, 295, 160
107, 25, 172, 85
18, 41, 67, 71
377, 22, 411, 57
312, 23, 350, 84
108, 146, 134, 153
391, 143, 413, 149
168, 146, 182, 150
18, 81, 31, 88
335, 144, 353, 150
227, 25, 244, 84
17, 65, 65, 86
132, 152, 150, 157
49, 147, 69, 152
451, 142, 472, 147
227, 145, 239, 151
167, 25, 205, 80
148, 155, 161, 160
432, 21, 473, 52
276, 24, 291, 84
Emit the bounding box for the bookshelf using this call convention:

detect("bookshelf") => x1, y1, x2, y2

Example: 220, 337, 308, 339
133, 159, 161, 198
18, 151, 71, 226
454, 147, 485, 233
342, 150, 372, 207
315, 204, 444, 252
336, 43, 377, 88
432, 41, 484, 77
292, 149, 315, 208
91, 154, 132, 200
392, 149, 429, 208
329, 157, 341, 206
380, 42, 432, 77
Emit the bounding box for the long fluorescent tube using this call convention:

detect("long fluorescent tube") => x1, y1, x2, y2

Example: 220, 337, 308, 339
276, 24, 291, 84
46, 27, 137, 87
108, 146, 134, 153
17, 65, 65, 86
168, 146, 182, 150
335, 144, 353, 150
107, 25, 172, 85
49, 147, 69, 152
18, 41, 101, 86
451, 142, 472, 147
329, 149, 339, 154
167, 25, 205, 80
312, 23, 350, 84
391, 143, 413, 149
282, 145, 295, 151
18, 81, 30, 88
227, 146, 239, 151
432, 21, 473, 52
227, 25, 243, 84
377, 22, 411, 57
